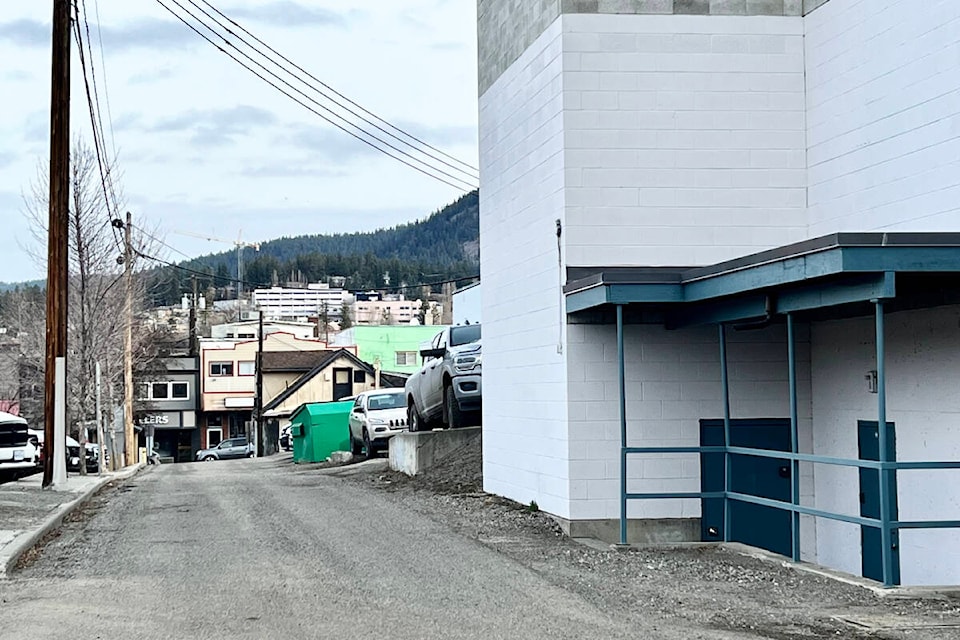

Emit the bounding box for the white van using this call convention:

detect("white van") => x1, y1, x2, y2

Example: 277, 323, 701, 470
0, 411, 40, 476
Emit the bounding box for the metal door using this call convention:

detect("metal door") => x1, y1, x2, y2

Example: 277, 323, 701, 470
701, 419, 792, 556
858, 421, 900, 584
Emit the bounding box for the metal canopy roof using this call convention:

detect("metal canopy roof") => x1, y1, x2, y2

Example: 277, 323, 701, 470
564, 233, 960, 326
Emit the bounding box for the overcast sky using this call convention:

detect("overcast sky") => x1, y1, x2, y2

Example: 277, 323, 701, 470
0, 0, 479, 283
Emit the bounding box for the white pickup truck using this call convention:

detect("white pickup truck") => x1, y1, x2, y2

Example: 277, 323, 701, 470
404, 324, 481, 431
0, 411, 40, 478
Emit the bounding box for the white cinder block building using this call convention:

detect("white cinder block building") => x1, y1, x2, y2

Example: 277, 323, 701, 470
478, 0, 960, 587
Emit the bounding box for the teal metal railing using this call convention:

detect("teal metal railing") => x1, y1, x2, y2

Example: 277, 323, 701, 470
614, 302, 960, 587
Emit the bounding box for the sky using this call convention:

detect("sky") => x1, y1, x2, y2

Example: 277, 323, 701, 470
0, 0, 479, 283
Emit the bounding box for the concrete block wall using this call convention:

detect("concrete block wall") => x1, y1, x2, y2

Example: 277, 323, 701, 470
811, 306, 960, 586
561, 14, 807, 267
805, 0, 960, 236
567, 321, 817, 557
479, 19, 574, 517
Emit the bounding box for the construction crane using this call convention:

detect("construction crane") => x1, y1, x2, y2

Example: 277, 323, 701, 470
172, 229, 261, 316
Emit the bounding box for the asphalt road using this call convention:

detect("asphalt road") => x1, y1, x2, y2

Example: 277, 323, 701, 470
0, 458, 639, 640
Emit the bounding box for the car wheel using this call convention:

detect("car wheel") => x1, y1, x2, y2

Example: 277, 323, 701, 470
247, 452, 255, 458
350, 433, 363, 456
407, 403, 421, 433
444, 386, 465, 429
363, 430, 375, 457
202, 455, 216, 462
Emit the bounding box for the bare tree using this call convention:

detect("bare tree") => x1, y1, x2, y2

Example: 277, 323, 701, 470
20, 139, 166, 469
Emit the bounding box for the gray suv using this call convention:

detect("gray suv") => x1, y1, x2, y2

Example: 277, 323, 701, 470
196, 438, 254, 461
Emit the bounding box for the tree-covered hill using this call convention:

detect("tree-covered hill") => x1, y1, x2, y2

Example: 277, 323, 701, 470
147, 190, 480, 306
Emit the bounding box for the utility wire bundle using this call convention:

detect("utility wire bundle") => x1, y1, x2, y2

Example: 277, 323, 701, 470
153, 0, 480, 192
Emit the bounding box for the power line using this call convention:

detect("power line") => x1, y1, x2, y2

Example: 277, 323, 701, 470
72, 0, 124, 255
154, 0, 477, 192
90, 0, 117, 159
130, 224, 197, 263
193, 0, 478, 178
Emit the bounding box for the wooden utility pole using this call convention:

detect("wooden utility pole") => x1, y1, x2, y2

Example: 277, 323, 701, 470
42, 0, 71, 488
123, 211, 134, 466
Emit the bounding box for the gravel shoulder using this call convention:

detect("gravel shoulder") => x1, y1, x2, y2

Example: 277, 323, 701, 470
346, 440, 960, 640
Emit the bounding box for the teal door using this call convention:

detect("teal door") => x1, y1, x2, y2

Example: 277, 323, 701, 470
701, 419, 792, 556
858, 421, 900, 584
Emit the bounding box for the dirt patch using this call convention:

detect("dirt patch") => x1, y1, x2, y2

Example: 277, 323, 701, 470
11, 480, 122, 573
345, 435, 960, 639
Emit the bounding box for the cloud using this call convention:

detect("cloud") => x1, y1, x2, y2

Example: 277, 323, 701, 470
0, 151, 16, 169
0, 17, 200, 52
224, 2, 353, 28
280, 123, 382, 162
128, 67, 176, 85
148, 105, 278, 147
430, 41, 465, 51
237, 160, 348, 179
391, 121, 478, 148
0, 19, 47, 47
2, 69, 33, 82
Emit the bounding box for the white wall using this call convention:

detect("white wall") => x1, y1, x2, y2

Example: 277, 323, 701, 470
453, 284, 482, 326
566, 321, 817, 558
561, 14, 807, 268
479, 19, 572, 517
805, 0, 960, 236
811, 306, 960, 586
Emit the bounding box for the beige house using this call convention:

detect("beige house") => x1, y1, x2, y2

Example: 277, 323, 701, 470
199, 332, 353, 446
260, 349, 380, 436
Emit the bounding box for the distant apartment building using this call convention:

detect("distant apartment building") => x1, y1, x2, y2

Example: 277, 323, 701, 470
253, 283, 346, 321
350, 294, 442, 326
210, 319, 316, 340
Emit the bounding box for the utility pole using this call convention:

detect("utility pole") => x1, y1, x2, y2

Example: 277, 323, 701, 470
254, 310, 264, 457
123, 211, 134, 466
42, 0, 71, 488
189, 276, 199, 357
95, 362, 104, 475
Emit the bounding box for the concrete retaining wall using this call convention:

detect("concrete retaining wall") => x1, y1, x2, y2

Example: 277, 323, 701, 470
389, 427, 482, 476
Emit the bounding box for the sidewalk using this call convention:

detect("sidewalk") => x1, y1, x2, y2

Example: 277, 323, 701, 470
0, 464, 144, 576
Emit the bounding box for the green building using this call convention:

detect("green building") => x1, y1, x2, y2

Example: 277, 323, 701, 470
330, 325, 448, 375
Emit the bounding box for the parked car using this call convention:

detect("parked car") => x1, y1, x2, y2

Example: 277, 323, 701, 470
279, 426, 292, 451
0, 411, 40, 478
348, 388, 408, 456
404, 324, 482, 431
195, 438, 254, 461
66, 437, 100, 473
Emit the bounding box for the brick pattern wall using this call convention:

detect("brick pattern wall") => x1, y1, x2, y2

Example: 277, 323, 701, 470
811, 306, 960, 586
479, 21, 573, 517
478, 0, 832, 95
562, 14, 807, 267
568, 320, 815, 556
805, 0, 960, 236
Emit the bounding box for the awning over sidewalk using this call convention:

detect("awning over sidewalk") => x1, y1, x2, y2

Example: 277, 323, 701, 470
565, 232, 960, 326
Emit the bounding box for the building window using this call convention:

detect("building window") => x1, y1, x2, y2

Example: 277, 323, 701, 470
238, 361, 256, 376
210, 362, 234, 376
151, 382, 169, 399
172, 382, 189, 399
207, 415, 223, 427
353, 370, 366, 384
396, 351, 417, 366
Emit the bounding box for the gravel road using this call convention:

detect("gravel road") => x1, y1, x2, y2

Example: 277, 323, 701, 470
2, 454, 959, 640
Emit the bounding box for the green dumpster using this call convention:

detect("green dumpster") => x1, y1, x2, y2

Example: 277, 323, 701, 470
289, 400, 353, 463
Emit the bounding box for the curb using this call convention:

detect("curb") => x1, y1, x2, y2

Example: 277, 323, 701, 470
0, 463, 145, 577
